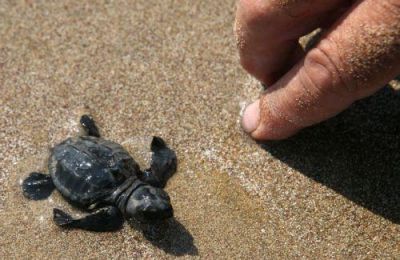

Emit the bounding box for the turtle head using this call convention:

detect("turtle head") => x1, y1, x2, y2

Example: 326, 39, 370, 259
125, 184, 173, 223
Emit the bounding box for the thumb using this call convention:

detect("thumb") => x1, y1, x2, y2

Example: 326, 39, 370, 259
242, 0, 400, 140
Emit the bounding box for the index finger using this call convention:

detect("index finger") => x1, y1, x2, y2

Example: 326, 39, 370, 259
235, 0, 349, 85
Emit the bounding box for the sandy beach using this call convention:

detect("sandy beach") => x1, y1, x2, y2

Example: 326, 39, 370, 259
0, 0, 399, 258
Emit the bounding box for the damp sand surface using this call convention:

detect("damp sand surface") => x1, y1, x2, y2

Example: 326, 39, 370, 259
1, 1, 400, 259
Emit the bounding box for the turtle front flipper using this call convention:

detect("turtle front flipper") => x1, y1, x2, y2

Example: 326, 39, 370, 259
22, 172, 55, 200
80, 115, 100, 137
139, 136, 177, 188
53, 206, 124, 232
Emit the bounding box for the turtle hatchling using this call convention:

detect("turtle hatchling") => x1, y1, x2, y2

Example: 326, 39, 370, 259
22, 115, 177, 232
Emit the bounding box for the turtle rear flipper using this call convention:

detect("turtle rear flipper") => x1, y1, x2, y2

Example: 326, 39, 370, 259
53, 206, 124, 232
53, 208, 75, 226
139, 136, 177, 188
22, 172, 55, 200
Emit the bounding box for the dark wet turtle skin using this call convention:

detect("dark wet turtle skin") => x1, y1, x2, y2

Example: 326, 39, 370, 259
49, 136, 140, 208
22, 115, 177, 232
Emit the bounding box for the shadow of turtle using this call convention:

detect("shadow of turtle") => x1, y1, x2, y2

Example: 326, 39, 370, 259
128, 218, 198, 256
259, 87, 400, 223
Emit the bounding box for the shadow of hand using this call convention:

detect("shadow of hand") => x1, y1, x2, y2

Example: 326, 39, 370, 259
260, 87, 400, 223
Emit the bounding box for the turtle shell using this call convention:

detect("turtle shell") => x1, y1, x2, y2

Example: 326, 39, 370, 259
49, 136, 140, 208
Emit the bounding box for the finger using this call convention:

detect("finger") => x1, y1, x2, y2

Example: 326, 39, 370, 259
242, 0, 400, 140
234, 0, 350, 85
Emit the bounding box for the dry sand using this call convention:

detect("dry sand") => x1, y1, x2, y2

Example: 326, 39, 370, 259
0, 0, 399, 259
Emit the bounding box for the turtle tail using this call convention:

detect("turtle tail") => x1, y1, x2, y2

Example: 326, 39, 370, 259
53, 208, 76, 228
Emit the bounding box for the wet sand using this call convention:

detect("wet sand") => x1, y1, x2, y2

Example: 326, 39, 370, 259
0, 0, 399, 259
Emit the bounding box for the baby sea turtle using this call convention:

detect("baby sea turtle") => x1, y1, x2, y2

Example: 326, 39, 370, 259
21, 115, 177, 232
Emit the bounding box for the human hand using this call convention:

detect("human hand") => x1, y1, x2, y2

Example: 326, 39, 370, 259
235, 0, 400, 140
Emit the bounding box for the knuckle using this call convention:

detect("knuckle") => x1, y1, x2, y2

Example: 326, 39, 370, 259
303, 39, 353, 97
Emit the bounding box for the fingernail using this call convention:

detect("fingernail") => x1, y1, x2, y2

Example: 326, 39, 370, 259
242, 100, 260, 134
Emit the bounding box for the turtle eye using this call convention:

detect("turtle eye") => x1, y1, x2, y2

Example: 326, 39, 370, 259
133, 186, 158, 201
143, 188, 156, 200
